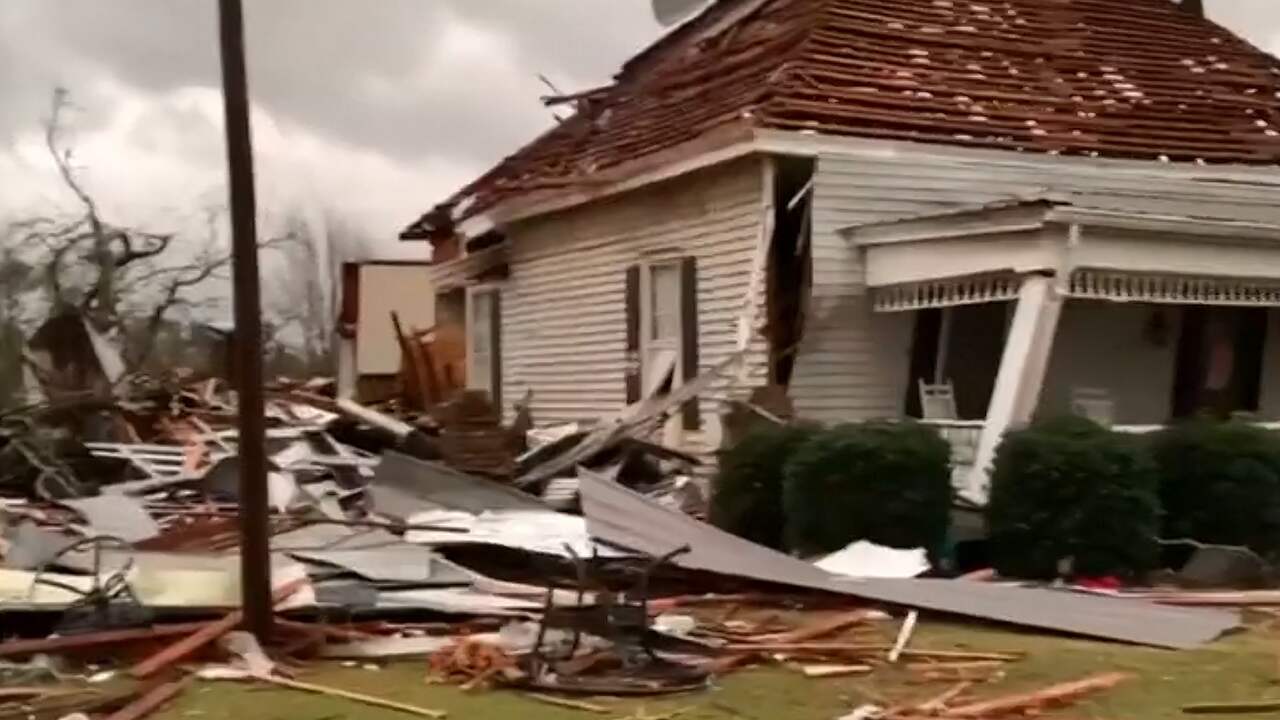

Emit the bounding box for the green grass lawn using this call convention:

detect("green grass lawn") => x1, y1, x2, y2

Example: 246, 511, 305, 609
153, 618, 1280, 720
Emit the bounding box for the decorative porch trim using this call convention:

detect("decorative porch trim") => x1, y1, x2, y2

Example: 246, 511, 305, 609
1068, 270, 1280, 306
872, 273, 1023, 312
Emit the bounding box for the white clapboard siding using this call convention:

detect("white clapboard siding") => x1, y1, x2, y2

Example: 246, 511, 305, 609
790, 140, 1280, 423
501, 157, 770, 457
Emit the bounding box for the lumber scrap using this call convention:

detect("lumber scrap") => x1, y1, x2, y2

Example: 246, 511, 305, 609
721, 643, 1022, 662
800, 664, 873, 678
942, 671, 1134, 717
888, 611, 919, 663
1183, 699, 1280, 714
915, 681, 974, 713
0, 622, 208, 658
129, 578, 307, 679
526, 693, 612, 714
104, 677, 193, 720
754, 610, 874, 644
252, 674, 447, 718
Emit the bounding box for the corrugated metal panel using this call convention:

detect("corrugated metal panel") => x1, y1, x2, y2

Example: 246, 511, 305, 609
789, 145, 1280, 423
369, 452, 547, 518
578, 468, 1239, 650
501, 157, 770, 457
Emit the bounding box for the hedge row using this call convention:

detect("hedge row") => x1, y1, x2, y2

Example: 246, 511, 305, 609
988, 417, 1280, 579
986, 417, 1160, 580
711, 421, 953, 557
715, 416, 1280, 580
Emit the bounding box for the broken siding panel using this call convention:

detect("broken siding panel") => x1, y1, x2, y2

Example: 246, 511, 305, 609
501, 157, 769, 455
791, 146, 1280, 424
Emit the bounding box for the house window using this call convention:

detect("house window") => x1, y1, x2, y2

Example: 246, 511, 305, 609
467, 287, 501, 404
644, 262, 683, 396
624, 257, 700, 432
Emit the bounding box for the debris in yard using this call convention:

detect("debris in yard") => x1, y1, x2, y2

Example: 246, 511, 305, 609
576, 466, 1239, 649
888, 611, 919, 664
799, 663, 873, 678
940, 671, 1134, 717
129, 577, 307, 679
266, 674, 450, 718
0, 362, 1250, 719
427, 637, 517, 689
914, 681, 974, 714
1183, 699, 1280, 714
103, 676, 192, 720
815, 541, 930, 579
525, 692, 612, 714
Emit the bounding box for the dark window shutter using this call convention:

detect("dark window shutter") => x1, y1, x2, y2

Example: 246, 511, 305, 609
624, 265, 641, 403
490, 291, 503, 413
680, 256, 701, 430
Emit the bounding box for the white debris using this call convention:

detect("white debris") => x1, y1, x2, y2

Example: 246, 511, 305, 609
815, 541, 930, 579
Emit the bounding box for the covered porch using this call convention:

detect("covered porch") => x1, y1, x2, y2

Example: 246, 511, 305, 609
843, 196, 1280, 504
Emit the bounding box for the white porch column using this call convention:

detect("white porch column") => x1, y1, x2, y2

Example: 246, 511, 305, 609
964, 274, 1063, 503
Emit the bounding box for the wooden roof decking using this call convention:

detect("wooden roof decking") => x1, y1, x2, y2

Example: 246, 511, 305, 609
405, 0, 1280, 237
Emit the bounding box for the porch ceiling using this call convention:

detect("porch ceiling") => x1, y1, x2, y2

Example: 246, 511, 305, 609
842, 195, 1280, 295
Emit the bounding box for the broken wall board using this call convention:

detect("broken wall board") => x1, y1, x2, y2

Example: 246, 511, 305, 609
403, 508, 620, 559
375, 587, 542, 615
576, 469, 1238, 650
290, 545, 473, 586
60, 495, 161, 542
369, 451, 545, 518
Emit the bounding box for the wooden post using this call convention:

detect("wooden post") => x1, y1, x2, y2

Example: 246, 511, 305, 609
217, 0, 272, 641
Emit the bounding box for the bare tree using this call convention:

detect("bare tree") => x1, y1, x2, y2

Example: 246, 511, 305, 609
12, 89, 289, 370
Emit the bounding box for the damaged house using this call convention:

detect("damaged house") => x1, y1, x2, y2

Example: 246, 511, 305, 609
402, 0, 1280, 502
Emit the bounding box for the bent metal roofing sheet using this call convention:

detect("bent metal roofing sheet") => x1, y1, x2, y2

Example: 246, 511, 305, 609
576, 467, 1238, 650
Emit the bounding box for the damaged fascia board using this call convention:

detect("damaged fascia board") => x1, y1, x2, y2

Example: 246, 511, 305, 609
576, 468, 1238, 650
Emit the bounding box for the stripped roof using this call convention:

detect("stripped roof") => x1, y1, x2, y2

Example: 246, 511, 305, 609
404, 0, 1280, 237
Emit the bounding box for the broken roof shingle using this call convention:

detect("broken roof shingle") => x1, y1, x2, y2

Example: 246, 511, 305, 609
405, 0, 1280, 237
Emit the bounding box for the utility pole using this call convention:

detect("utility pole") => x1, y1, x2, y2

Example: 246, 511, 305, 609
217, 0, 272, 640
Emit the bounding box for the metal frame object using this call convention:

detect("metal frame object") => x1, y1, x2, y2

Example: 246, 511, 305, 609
526, 543, 694, 683
31, 535, 147, 631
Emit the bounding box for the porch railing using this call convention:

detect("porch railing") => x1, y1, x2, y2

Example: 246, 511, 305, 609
924, 418, 1280, 495
920, 419, 984, 491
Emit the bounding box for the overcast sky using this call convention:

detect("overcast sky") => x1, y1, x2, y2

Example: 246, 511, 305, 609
2, 0, 1279, 254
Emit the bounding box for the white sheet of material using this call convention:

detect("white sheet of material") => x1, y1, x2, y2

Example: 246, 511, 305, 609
403, 508, 621, 558
815, 541, 930, 579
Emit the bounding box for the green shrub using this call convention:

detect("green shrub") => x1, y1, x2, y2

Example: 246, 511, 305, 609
986, 416, 1160, 580
1153, 420, 1280, 560
710, 423, 820, 550
782, 421, 952, 556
